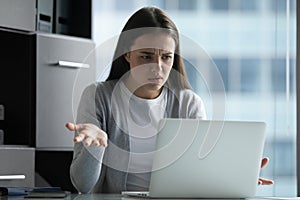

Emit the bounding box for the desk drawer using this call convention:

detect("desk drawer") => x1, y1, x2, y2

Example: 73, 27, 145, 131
0, 146, 34, 187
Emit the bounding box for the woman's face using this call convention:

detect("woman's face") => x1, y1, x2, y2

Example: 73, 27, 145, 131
124, 33, 176, 99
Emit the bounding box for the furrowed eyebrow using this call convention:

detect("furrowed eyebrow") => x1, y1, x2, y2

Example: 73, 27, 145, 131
138, 51, 173, 55
139, 51, 155, 55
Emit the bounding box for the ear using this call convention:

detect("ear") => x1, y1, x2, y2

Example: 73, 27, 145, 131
124, 52, 131, 63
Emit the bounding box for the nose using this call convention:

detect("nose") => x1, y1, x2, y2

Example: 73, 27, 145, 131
151, 56, 162, 73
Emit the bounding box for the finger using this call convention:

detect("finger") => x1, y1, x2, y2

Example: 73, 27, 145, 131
92, 140, 100, 147
74, 133, 85, 143
83, 137, 93, 146
66, 123, 84, 132
261, 157, 269, 169
74, 124, 84, 132
262, 180, 274, 185
259, 178, 274, 185
96, 129, 108, 147
65, 122, 76, 131
99, 137, 108, 148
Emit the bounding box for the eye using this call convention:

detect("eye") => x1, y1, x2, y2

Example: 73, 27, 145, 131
162, 55, 173, 60
141, 55, 152, 60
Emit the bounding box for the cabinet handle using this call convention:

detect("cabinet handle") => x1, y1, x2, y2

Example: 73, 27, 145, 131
57, 61, 90, 69
0, 175, 25, 180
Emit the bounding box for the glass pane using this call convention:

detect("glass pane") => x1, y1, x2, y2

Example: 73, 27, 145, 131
114, 0, 134, 10
146, 0, 166, 10
240, 58, 261, 93
271, 58, 296, 93
271, 58, 286, 93
212, 58, 229, 92
239, 0, 257, 11
184, 58, 202, 92
209, 0, 229, 11
178, 0, 198, 10
271, 0, 287, 13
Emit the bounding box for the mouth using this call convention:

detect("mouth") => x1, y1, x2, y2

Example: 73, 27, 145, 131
148, 77, 163, 83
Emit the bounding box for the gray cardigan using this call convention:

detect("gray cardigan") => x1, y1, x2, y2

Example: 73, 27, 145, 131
70, 80, 206, 193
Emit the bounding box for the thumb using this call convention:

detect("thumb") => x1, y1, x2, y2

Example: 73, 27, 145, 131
65, 122, 77, 131
261, 157, 269, 169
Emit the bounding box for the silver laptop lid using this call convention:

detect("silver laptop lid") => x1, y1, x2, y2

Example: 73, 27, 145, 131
149, 119, 266, 198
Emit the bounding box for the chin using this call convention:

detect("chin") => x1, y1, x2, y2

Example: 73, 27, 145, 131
146, 83, 163, 91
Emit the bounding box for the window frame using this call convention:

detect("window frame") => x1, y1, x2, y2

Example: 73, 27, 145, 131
296, 0, 300, 196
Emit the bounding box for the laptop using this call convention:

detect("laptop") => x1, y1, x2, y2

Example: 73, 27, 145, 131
122, 119, 266, 198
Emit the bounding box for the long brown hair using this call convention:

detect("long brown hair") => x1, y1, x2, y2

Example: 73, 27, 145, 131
106, 7, 190, 89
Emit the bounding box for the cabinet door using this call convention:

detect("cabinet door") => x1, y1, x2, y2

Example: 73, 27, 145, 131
36, 33, 96, 150
0, 0, 36, 31
0, 147, 35, 187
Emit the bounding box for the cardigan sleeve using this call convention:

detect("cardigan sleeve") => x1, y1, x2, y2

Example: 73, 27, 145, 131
70, 83, 106, 193
179, 89, 207, 119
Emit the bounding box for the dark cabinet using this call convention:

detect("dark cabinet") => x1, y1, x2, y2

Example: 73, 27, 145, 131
0, 0, 92, 39
0, 146, 35, 187
0, 30, 36, 146
0, 0, 94, 189
54, 0, 92, 38
0, 30, 96, 149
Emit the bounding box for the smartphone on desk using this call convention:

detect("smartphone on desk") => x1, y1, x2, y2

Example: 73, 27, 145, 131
25, 190, 71, 198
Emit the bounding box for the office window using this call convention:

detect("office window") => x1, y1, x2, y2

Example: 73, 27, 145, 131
178, 0, 198, 10
271, 59, 286, 93
209, 0, 229, 11
271, 0, 287, 13
270, 0, 296, 14
184, 58, 205, 93
240, 58, 261, 93
271, 58, 295, 94
239, 0, 257, 11
212, 58, 229, 92
114, 0, 134, 10
273, 140, 295, 176
146, 0, 166, 10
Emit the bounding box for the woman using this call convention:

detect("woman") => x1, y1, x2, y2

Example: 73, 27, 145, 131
66, 7, 273, 194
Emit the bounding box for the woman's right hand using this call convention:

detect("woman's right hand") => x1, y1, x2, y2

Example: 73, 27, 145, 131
65, 122, 108, 147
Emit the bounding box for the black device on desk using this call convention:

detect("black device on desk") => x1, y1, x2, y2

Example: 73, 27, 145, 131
0, 187, 70, 198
